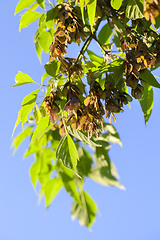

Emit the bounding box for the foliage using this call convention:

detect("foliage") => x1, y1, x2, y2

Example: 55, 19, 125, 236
13, 0, 160, 227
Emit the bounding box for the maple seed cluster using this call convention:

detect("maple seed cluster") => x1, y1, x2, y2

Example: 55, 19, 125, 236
64, 82, 104, 139
43, 88, 60, 130
102, 76, 131, 122
49, 3, 86, 60
125, 38, 156, 99
144, 0, 160, 24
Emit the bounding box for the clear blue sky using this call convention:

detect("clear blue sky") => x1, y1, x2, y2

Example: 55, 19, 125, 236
1, 1, 160, 239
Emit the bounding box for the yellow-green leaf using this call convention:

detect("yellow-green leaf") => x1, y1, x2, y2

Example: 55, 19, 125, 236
31, 116, 51, 143
38, 31, 52, 53
15, 0, 35, 15
12, 109, 22, 137
111, 0, 123, 10
139, 84, 153, 126
43, 178, 63, 207
12, 71, 35, 87
21, 88, 40, 125
19, 11, 42, 31
87, 0, 97, 33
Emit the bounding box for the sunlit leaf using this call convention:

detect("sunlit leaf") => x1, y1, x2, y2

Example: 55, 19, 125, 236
56, 134, 79, 171
38, 31, 52, 53
87, 0, 97, 32
44, 60, 61, 77
41, 72, 50, 83
67, 133, 79, 171
71, 191, 98, 227
139, 84, 153, 126
19, 11, 42, 31
77, 147, 93, 176
12, 109, 22, 137
139, 69, 160, 88
33, 105, 41, 125
98, 23, 112, 46
15, 0, 35, 15
36, 0, 45, 9
87, 50, 104, 65
30, 158, 41, 187
126, 0, 144, 20
43, 178, 63, 207
24, 141, 40, 158
60, 172, 81, 205
111, 0, 123, 10
31, 116, 52, 143
12, 126, 33, 153
102, 58, 125, 72
12, 71, 35, 87
21, 88, 40, 125
80, 0, 85, 22
95, 146, 111, 170
68, 127, 102, 147
88, 165, 125, 189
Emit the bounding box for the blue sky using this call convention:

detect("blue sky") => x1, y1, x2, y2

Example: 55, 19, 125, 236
1, 1, 160, 239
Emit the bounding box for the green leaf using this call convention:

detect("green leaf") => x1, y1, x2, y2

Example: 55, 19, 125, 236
12, 126, 33, 153
19, 11, 42, 31
111, 0, 123, 10
35, 41, 42, 63
95, 131, 122, 147
87, 0, 97, 32
44, 60, 60, 77
71, 191, 98, 227
43, 178, 63, 207
77, 147, 92, 176
67, 133, 79, 171
31, 116, 51, 143
87, 50, 104, 65
26, 2, 39, 12
38, 31, 52, 53
68, 127, 102, 147
46, 9, 56, 28
12, 71, 35, 87
80, 0, 85, 22
30, 159, 41, 187
126, 0, 144, 20
95, 146, 111, 170
46, 8, 58, 22
36, 0, 45, 9
41, 72, 50, 83
139, 84, 153, 126
15, 0, 35, 15
56, 134, 79, 171
34, 29, 42, 63
102, 58, 125, 72
155, 14, 160, 28
88, 165, 124, 189
139, 69, 160, 88
33, 105, 41, 125
24, 141, 40, 158
98, 23, 112, 46
60, 172, 81, 205
21, 89, 40, 125
12, 109, 22, 137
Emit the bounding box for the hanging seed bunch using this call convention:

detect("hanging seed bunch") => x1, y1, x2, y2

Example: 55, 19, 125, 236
59, 57, 83, 78
43, 88, 60, 127
49, 3, 86, 60
144, 0, 160, 24
102, 74, 132, 122
64, 81, 105, 139
82, 81, 105, 138
122, 30, 156, 99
